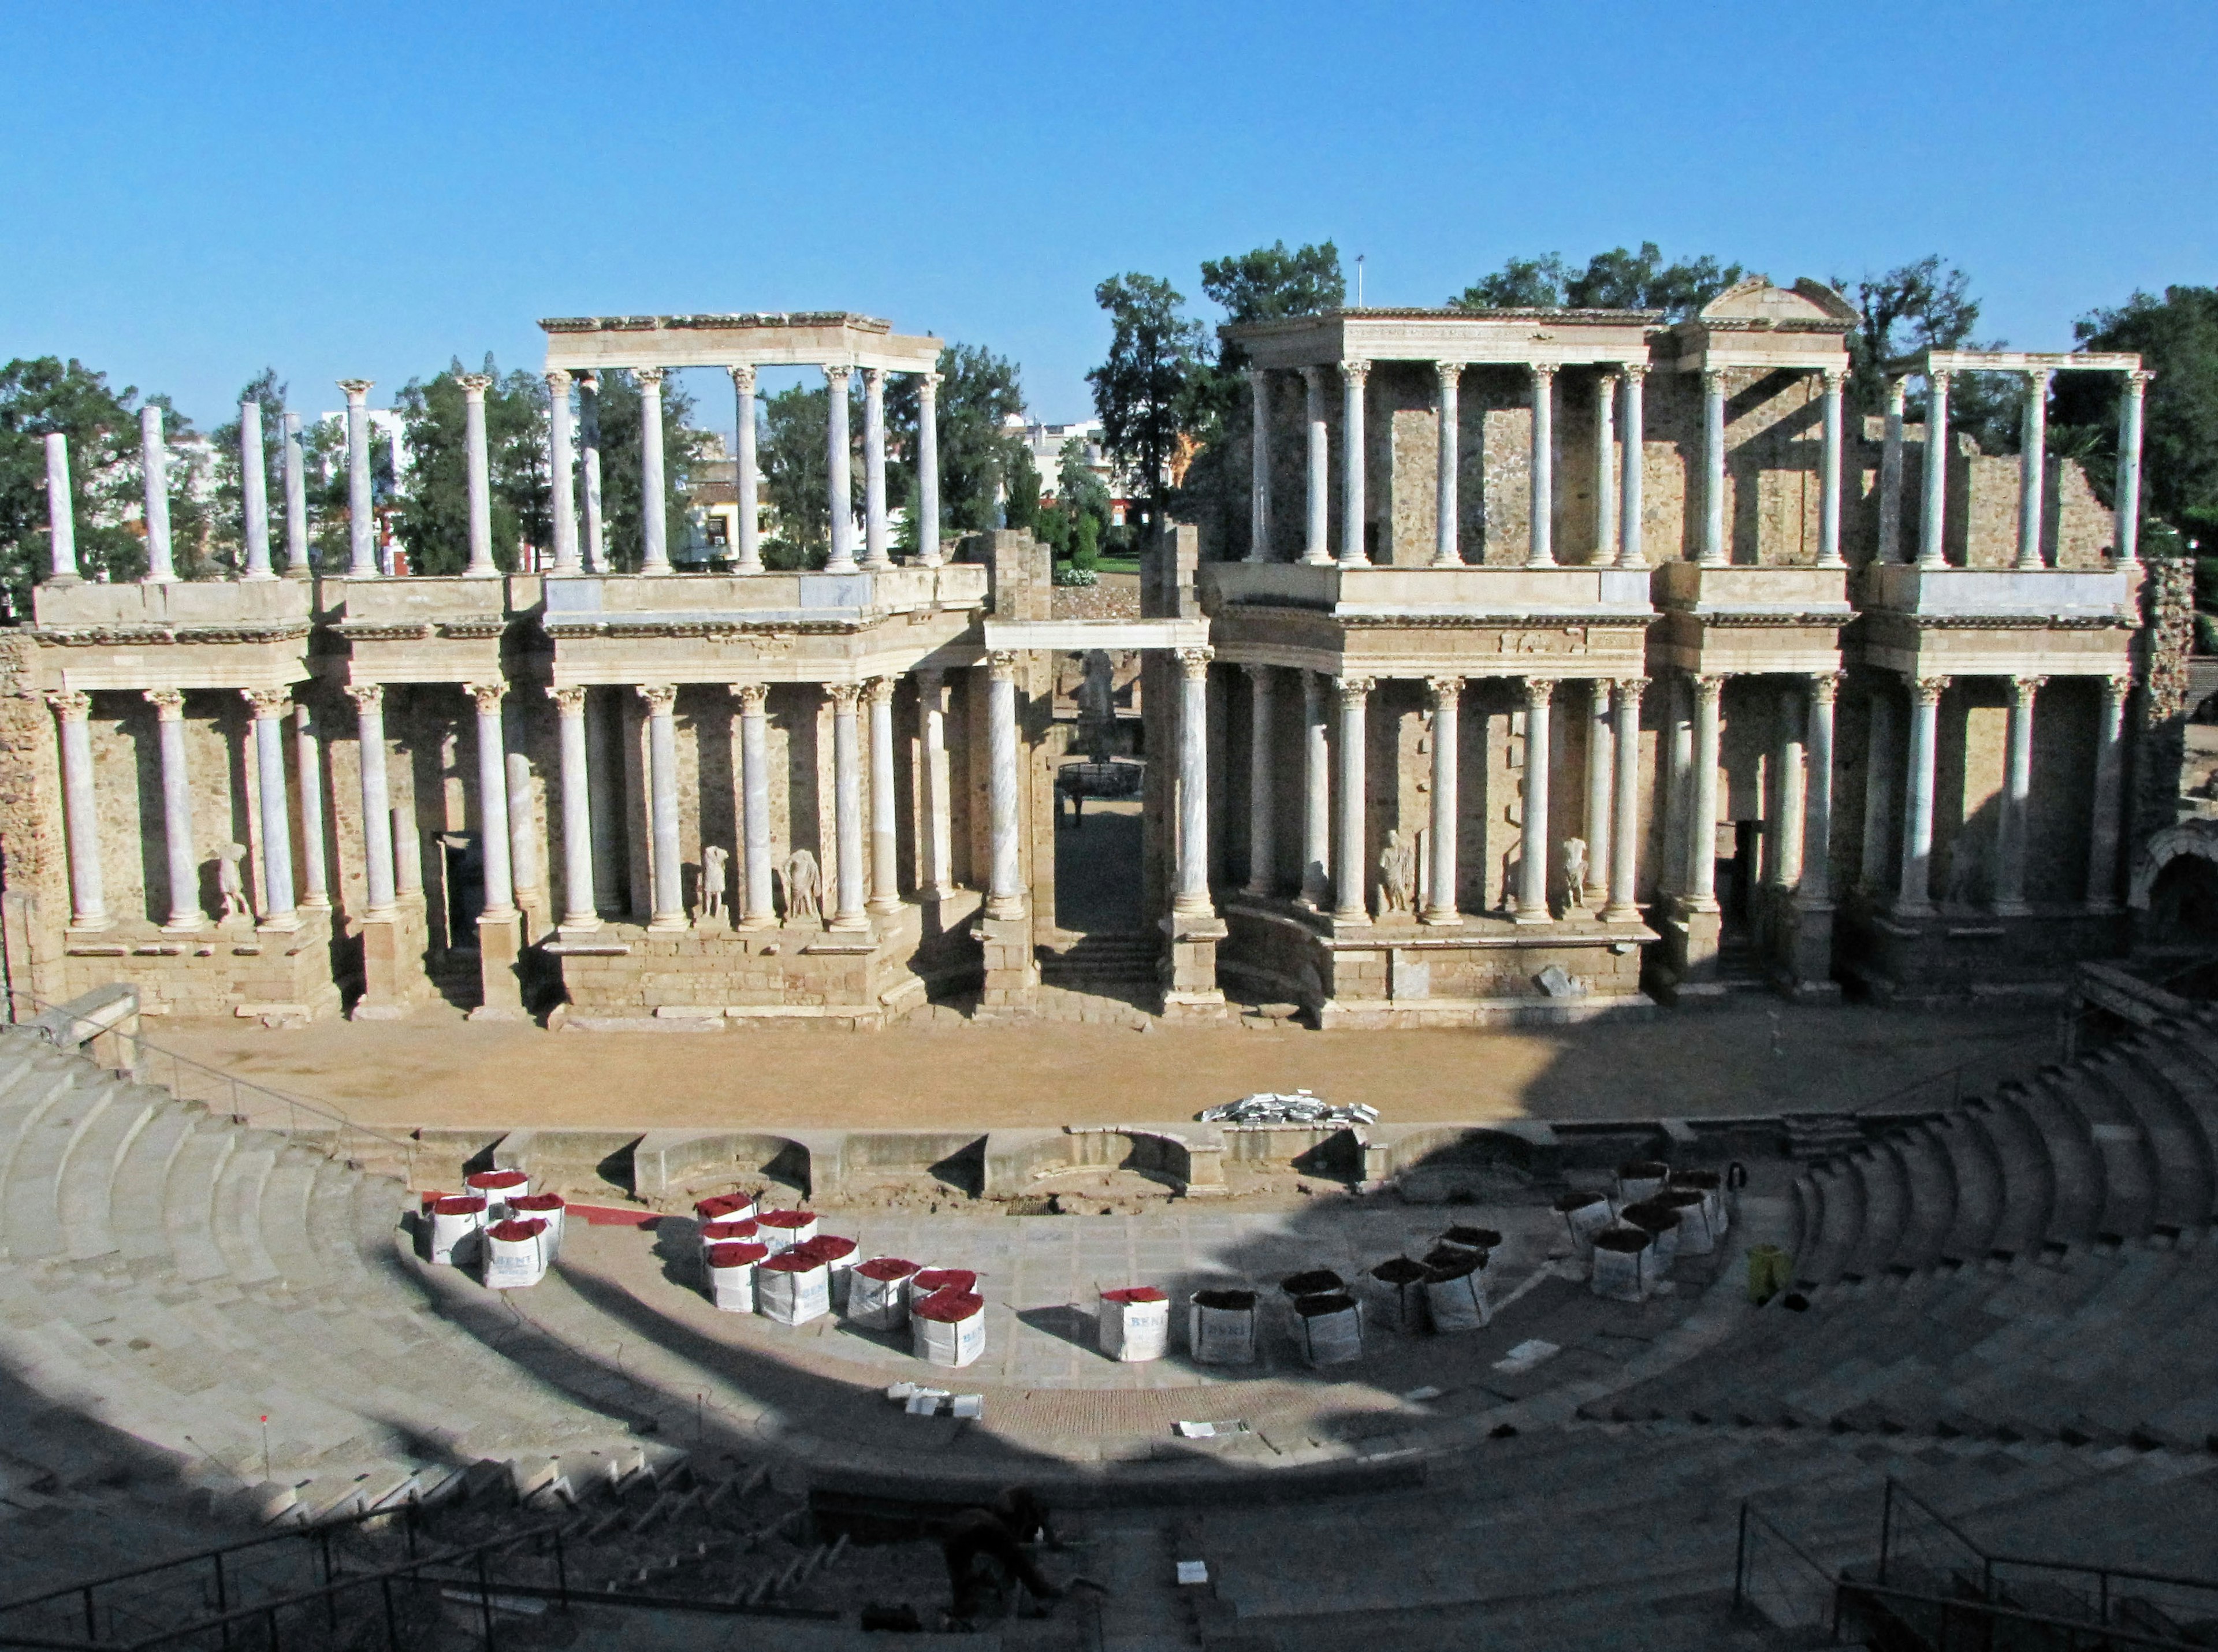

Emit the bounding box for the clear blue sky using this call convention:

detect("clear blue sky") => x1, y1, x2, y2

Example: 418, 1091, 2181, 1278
5, 1, 2211, 436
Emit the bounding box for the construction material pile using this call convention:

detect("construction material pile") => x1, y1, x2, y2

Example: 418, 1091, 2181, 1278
1197, 1090, 1378, 1126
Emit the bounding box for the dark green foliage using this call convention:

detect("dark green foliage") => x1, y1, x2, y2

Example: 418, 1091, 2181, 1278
1203, 240, 1345, 370
1089, 273, 1208, 532
885, 343, 1027, 542
1003, 447, 1040, 531
761, 381, 831, 569
1833, 257, 2015, 449
0, 356, 157, 607
1450, 243, 1744, 319
2057, 287, 2218, 527
1071, 510, 1099, 570
582, 369, 713, 574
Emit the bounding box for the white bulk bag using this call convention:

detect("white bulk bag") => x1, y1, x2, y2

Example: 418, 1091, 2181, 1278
1367, 1258, 1431, 1334
755, 1210, 818, 1255
694, 1191, 759, 1227
698, 1218, 760, 1257
1097, 1288, 1170, 1363
464, 1169, 529, 1219
1670, 1169, 1725, 1239
1621, 1199, 1681, 1270
911, 1289, 986, 1368
483, 1218, 549, 1289
757, 1252, 830, 1324
1615, 1160, 1669, 1208
428, 1196, 487, 1267
1292, 1291, 1364, 1366
507, 1193, 565, 1257
797, 1236, 857, 1307
1423, 1256, 1490, 1332
1555, 1189, 1614, 1257
909, 1267, 977, 1304
1590, 1225, 1651, 1302
1659, 1187, 1714, 1255
849, 1257, 921, 1330
704, 1240, 768, 1313
1188, 1289, 1257, 1364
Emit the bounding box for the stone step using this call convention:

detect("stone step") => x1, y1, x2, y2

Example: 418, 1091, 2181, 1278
1, 1076, 125, 1263
1886, 1128, 1958, 1275
2038, 1066, 2155, 1244
2086, 1047, 2212, 1233
1962, 1097, 2053, 1262
1840, 1145, 1908, 1283
1996, 1080, 2101, 1251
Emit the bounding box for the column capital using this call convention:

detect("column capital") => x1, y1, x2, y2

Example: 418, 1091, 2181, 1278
1301, 364, 1327, 392
1245, 364, 1270, 390
635, 683, 677, 713
544, 367, 572, 393
1339, 359, 1369, 389
1820, 365, 1847, 391
241, 687, 292, 717
827, 680, 866, 709
823, 363, 853, 389
1426, 674, 1464, 705
337, 378, 373, 402
1531, 361, 1558, 387
2126, 368, 2155, 395
1333, 674, 1374, 705
343, 682, 384, 713
1692, 672, 1728, 706
2023, 367, 2055, 394
1807, 669, 1845, 703
2009, 674, 2048, 706
731, 680, 768, 713
1701, 366, 1728, 394
550, 685, 588, 714
862, 366, 885, 390
1911, 674, 1950, 705
144, 687, 185, 719
864, 674, 896, 706
1523, 675, 1556, 707
465, 682, 505, 716
1619, 362, 1648, 386
457, 374, 493, 398
1175, 646, 1215, 679
2101, 669, 2134, 700
727, 363, 756, 393
1610, 675, 1647, 708
919, 369, 942, 393
1884, 376, 1908, 412
987, 649, 1021, 681
1928, 368, 1952, 393
1241, 661, 1275, 686
575, 370, 598, 392
633, 366, 666, 388
1435, 360, 1465, 389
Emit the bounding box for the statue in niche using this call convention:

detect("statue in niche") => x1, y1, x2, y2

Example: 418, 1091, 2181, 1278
1945, 836, 1982, 908
1377, 828, 1415, 917
1563, 838, 1589, 910
783, 848, 822, 925
216, 843, 251, 923
699, 844, 728, 924
1076, 649, 1117, 762
1501, 844, 1522, 916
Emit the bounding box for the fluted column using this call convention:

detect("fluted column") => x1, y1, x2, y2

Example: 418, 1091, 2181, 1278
1687, 675, 1724, 911
1423, 675, 1462, 925
140, 407, 176, 583
146, 690, 200, 931
239, 402, 274, 580
1662, 677, 1691, 899
346, 684, 396, 916
2116, 370, 2150, 565
1582, 680, 1613, 907
1818, 367, 1847, 568
1994, 674, 2044, 914
546, 369, 578, 574
1514, 678, 1555, 922
917, 370, 944, 567
243, 690, 295, 924
1862, 689, 1896, 893
552, 687, 596, 929
916, 669, 953, 898
1800, 674, 1839, 907
1301, 670, 1331, 907
1617, 366, 1647, 568
1594, 371, 1618, 563
1774, 685, 1807, 892
1879, 378, 1908, 564
49, 692, 104, 927
281, 412, 309, 578
44, 433, 79, 583
1339, 361, 1369, 567
861, 369, 890, 570
1605, 678, 1644, 922
457, 375, 497, 578
293, 702, 328, 909
1434, 363, 1463, 567
1302, 367, 1331, 565
866, 676, 900, 913
736, 683, 776, 925
824, 365, 857, 574
1333, 676, 1372, 924
2017, 370, 2052, 570
1696, 369, 1728, 566
1899, 675, 1947, 912
466, 683, 515, 920
827, 682, 868, 929
638, 684, 683, 928
578, 373, 606, 572
340, 381, 378, 578
985, 652, 1024, 919
636, 369, 671, 574
1245, 367, 1271, 562
1243, 665, 1277, 897
1528, 364, 1556, 568
2087, 674, 2129, 907
729, 366, 761, 572
1918, 371, 1951, 568
1171, 648, 1216, 921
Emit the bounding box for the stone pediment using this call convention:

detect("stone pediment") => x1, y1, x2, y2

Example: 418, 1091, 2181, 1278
1698, 277, 1857, 328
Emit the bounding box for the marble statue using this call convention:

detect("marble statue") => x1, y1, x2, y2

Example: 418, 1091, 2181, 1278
783, 847, 822, 925
1378, 827, 1415, 916
1077, 649, 1117, 762
701, 844, 728, 923
216, 843, 250, 922
1563, 838, 1589, 910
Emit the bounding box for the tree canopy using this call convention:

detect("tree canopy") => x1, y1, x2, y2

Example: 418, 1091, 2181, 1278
1089, 273, 1208, 531
1203, 240, 1345, 370
390, 360, 550, 575
2056, 286, 2218, 528
0, 356, 163, 607
1451, 243, 1744, 319
886, 343, 1027, 544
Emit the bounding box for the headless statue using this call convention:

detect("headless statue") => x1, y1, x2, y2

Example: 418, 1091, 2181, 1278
783, 848, 822, 925
701, 844, 728, 922
216, 843, 251, 923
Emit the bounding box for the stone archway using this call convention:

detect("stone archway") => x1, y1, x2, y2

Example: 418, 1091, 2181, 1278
2128, 818, 2218, 911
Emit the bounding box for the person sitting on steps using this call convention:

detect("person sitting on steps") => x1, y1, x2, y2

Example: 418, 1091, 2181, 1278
937, 1486, 1103, 1627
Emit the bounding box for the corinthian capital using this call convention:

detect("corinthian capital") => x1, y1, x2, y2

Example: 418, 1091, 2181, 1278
1911, 674, 1949, 706
144, 688, 185, 719
551, 686, 588, 715
632, 367, 665, 389
241, 687, 292, 717
987, 649, 1021, 681
466, 683, 506, 716
1175, 646, 1215, 679
824, 364, 853, 390
544, 367, 572, 394
46, 690, 90, 721
343, 683, 384, 714
635, 683, 677, 713
1339, 360, 1369, 390
828, 680, 865, 709
1333, 675, 1374, 706
457, 374, 493, 397
732, 681, 768, 713
728, 364, 756, 395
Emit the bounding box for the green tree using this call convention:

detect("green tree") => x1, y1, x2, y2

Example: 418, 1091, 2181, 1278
1450, 243, 1743, 319
2055, 287, 2218, 526
1089, 273, 1206, 534
1056, 433, 1112, 533
1071, 509, 1100, 570
1003, 446, 1041, 532
885, 343, 1027, 545
1202, 240, 1345, 371
392, 358, 550, 575
0, 356, 157, 608
206, 369, 291, 576
761, 381, 831, 568
580, 369, 714, 573
1834, 257, 2015, 451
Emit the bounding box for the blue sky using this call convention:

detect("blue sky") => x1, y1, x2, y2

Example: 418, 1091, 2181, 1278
5, 1, 2211, 436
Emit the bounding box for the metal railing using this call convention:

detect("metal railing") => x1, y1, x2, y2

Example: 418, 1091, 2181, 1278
1732, 1502, 1839, 1636
1847, 1061, 1967, 1118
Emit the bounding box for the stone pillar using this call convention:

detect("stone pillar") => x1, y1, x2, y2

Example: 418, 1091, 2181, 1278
1995, 674, 2043, 914
579, 373, 606, 572
1605, 678, 1644, 923
866, 676, 900, 914
1801, 674, 1839, 907
1582, 680, 1613, 907
553, 687, 596, 930
1302, 367, 1331, 565
636, 368, 671, 575
1617, 366, 1647, 568
1918, 371, 1951, 568
458, 375, 498, 578
1434, 363, 1463, 567
916, 669, 954, 899
1687, 675, 1724, 911
985, 652, 1024, 919
1899, 675, 1948, 912
2087, 673, 2129, 908
829, 682, 869, 928
546, 369, 579, 574
393, 804, 422, 899
2017, 370, 2052, 570
861, 368, 891, 570
243, 690, 295, 924
1879, 378, 1908, 564
146, 690, 200, 931
44, 433, 79, 583
1818, 368, 1847, 568
239, 402, 274, 580
1528, 364, 1556, 568
1594, 371, 1618, 563
1243, 665, 1277, 897
2116, 369, 2151, 565
638, 684, 684, 929
1332, 676, 1371, 924
824, 365, 857, 574
1246, 367, 1271, 562
293, 702, 328, 909
140, 405, 176, 583
466, 684, 516, 920
728, 366, 761, 572
345, 685, 396, 916
1699, 368, 1729, 566
1339, 361, 1369, 567
917, 370, 944, 567
1174, 648, 1215, 920
1662, 676, 1692, 899
1861, 690, 1896, 891
1774, 685, 1807, 892
49, 693, 104, 927
1515, 677, 1554, 922
1301, 669, 1331, 908
736, 683, 777, 925
1423, 675, 1462, 924
340, 380, 378, 578
281, 412, 309, 578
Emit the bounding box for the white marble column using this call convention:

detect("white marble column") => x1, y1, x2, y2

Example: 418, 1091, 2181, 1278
1899, 675, 1947, 911
546, 369, 579, 574
45, 433, 79, 583
293, 702, 328, 909
1699, 368, 1728, 567
866, 676, 900, 914
506, 734, 538, 923
1434, 363, 1463, 567
1583, 680, 1613, 907
636, 369, 671, 575
1302, 367, 1331, 565
2116, 370, 2151, 565
1774, 685, 1807, 892
985, 653, 1024, 919
466, 684, 516, 920
1662, 676, 1692, 899
1244, 665, 1277, 897
1918, 371, 1951, 568
340, 381, 378, 578
862, 369, 890, 570
1617, 366, 1647, 568
49, 692, 105, 927
827, 683, 868, 929
1301, 670, 1331, 908
917, 370, 944, 567
735, 683, 776, 925
459, 375, 498, 578
1339, 361, 1369, 567
1594, 371, 1618, 563
1174, 649, 1216, 920
638, 684, 683, 928
1516, 677, 1554, 922
239, 403, 274, 580
140, 407, 176, 583
1878, 378, 1908, 564
2017, 370, 2052, 570
1246, 367, 1271, 562
146, 690, 200, 931
1800, 674, 1838, 907
553, 688, 596, 929
729, 366, 761, 572
243, 690, 295, 924
1605, 678, 1645, 923
1861, 689, 1896, 892
1423, 675, 1462, 925
282, 412, 309, 578
916, 669, 954, 899
393, 802, 423, 899
2088, 673, 2129, 908
1528, 364, 1557, 568
1994, 674, 2043, 914
1333, 675, 1371, 923
1818, 368, 1847, 568
1687, 675, 1724, 911
345, 684, 396, 916
824, 365, 857, 574
579, 373, 606, 573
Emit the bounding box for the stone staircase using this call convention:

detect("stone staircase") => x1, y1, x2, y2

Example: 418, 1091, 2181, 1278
1037, 932, 1162, 990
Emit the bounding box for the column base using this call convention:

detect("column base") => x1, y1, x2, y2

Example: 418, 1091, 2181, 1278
1512, 908, 1554, 928
160, 918, 209, 937
1601, 903, 1642, 925
1664, 900, 1723, 983
646, 914, 689, 933
1160, 914, 1228, 1019
828, 913, 873, 933
256, 915, 302, 936
1992, 899, 2033, 918
738, 911, 779, 931
974, 911, 1037, 1015
559, 914, 601, 936
865, 897, 902, 917
353, 911, 426, 1019
984, 895, 1026, 922
65, 917, 116, 935
1331, 907, 1371, 927
471, 912, 527, 1021
1418, 906, 1464, 927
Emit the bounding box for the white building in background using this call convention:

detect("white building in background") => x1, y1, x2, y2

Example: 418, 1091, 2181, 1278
314, 407, 410, 483
1004, 415, 1138, 522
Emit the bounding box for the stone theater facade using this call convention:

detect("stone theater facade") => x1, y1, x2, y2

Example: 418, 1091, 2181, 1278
0, 286, 2168, 1028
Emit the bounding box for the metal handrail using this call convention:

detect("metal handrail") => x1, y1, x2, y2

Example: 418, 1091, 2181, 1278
1732, 1500, 1840, 1635
1836, 1577, 2210, 1650
1845, 1061, 1966, 1117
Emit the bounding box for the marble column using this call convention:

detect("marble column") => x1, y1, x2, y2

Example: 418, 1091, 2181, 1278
1527, 364, 1556, 568
243, 690, 295, 924
824, 366, 857, 574
1662, 677, 1692, 899
1687, 675, 1724, 911
1878, 378, 1908, 564
1617, 366, 1647, 568
1605, 678, 1645, 923
393, 803, 423, 899
140, 406, 176, 583
45, 433, 79, 583
1333, 676, 1372, 923
2012, 370, 2053, 570
1698, 369, 1729, 566
49, 692, 104, 927
862, 369, 890, 570
1918, 371, 1951, 568
238, 403, 274, 579
1800, 674, 1839, 907
293, 702, 328, 908
2087, 674, 2129, 908
1434, 363, 1463, 567
506, 734, 538, 924
1301, 670, 1331, 908
2116, 370, 2151, 565
1594, 371, 1618, 563
546, 369, 579, 574
1899, 675, 1947, 912
1818, 368, 1847, 568
553, 687, 596, 929
1994, 674, 2043, 914
146, 690, 200, 931
459, 375, 498, 577
638, 684, 683, 929
636, 369, 672, 575
736, 683, 776, 925
1243, 368, 1271, 562
339, 381, 378, 578
1774, 686, 1807, 892
1583, 680, 1613, 907
1339, 361, 1369, 567
729, 366, 761, 572
917, 370, 944, 567
1243, 665, 1277, 897
1173, 649, 1216, 920
985, 653, 1024, 919
1302, 367, 1331, 565
466, 684, 516, 920
282, 412, 309, 578
866, 676, 900, 914
1516, 677, 1555, 922
1423, 675, 1462, 924
1861, 690, 1896, 893
345, 685, 396, 916
828, 683, 869, 928
916, 669, 954, 899
579, 373, 606, 572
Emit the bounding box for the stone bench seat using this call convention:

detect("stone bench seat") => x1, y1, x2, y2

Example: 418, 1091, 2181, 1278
1840, 1143, 1910, 1282
1887, 1126, 1959, 1274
